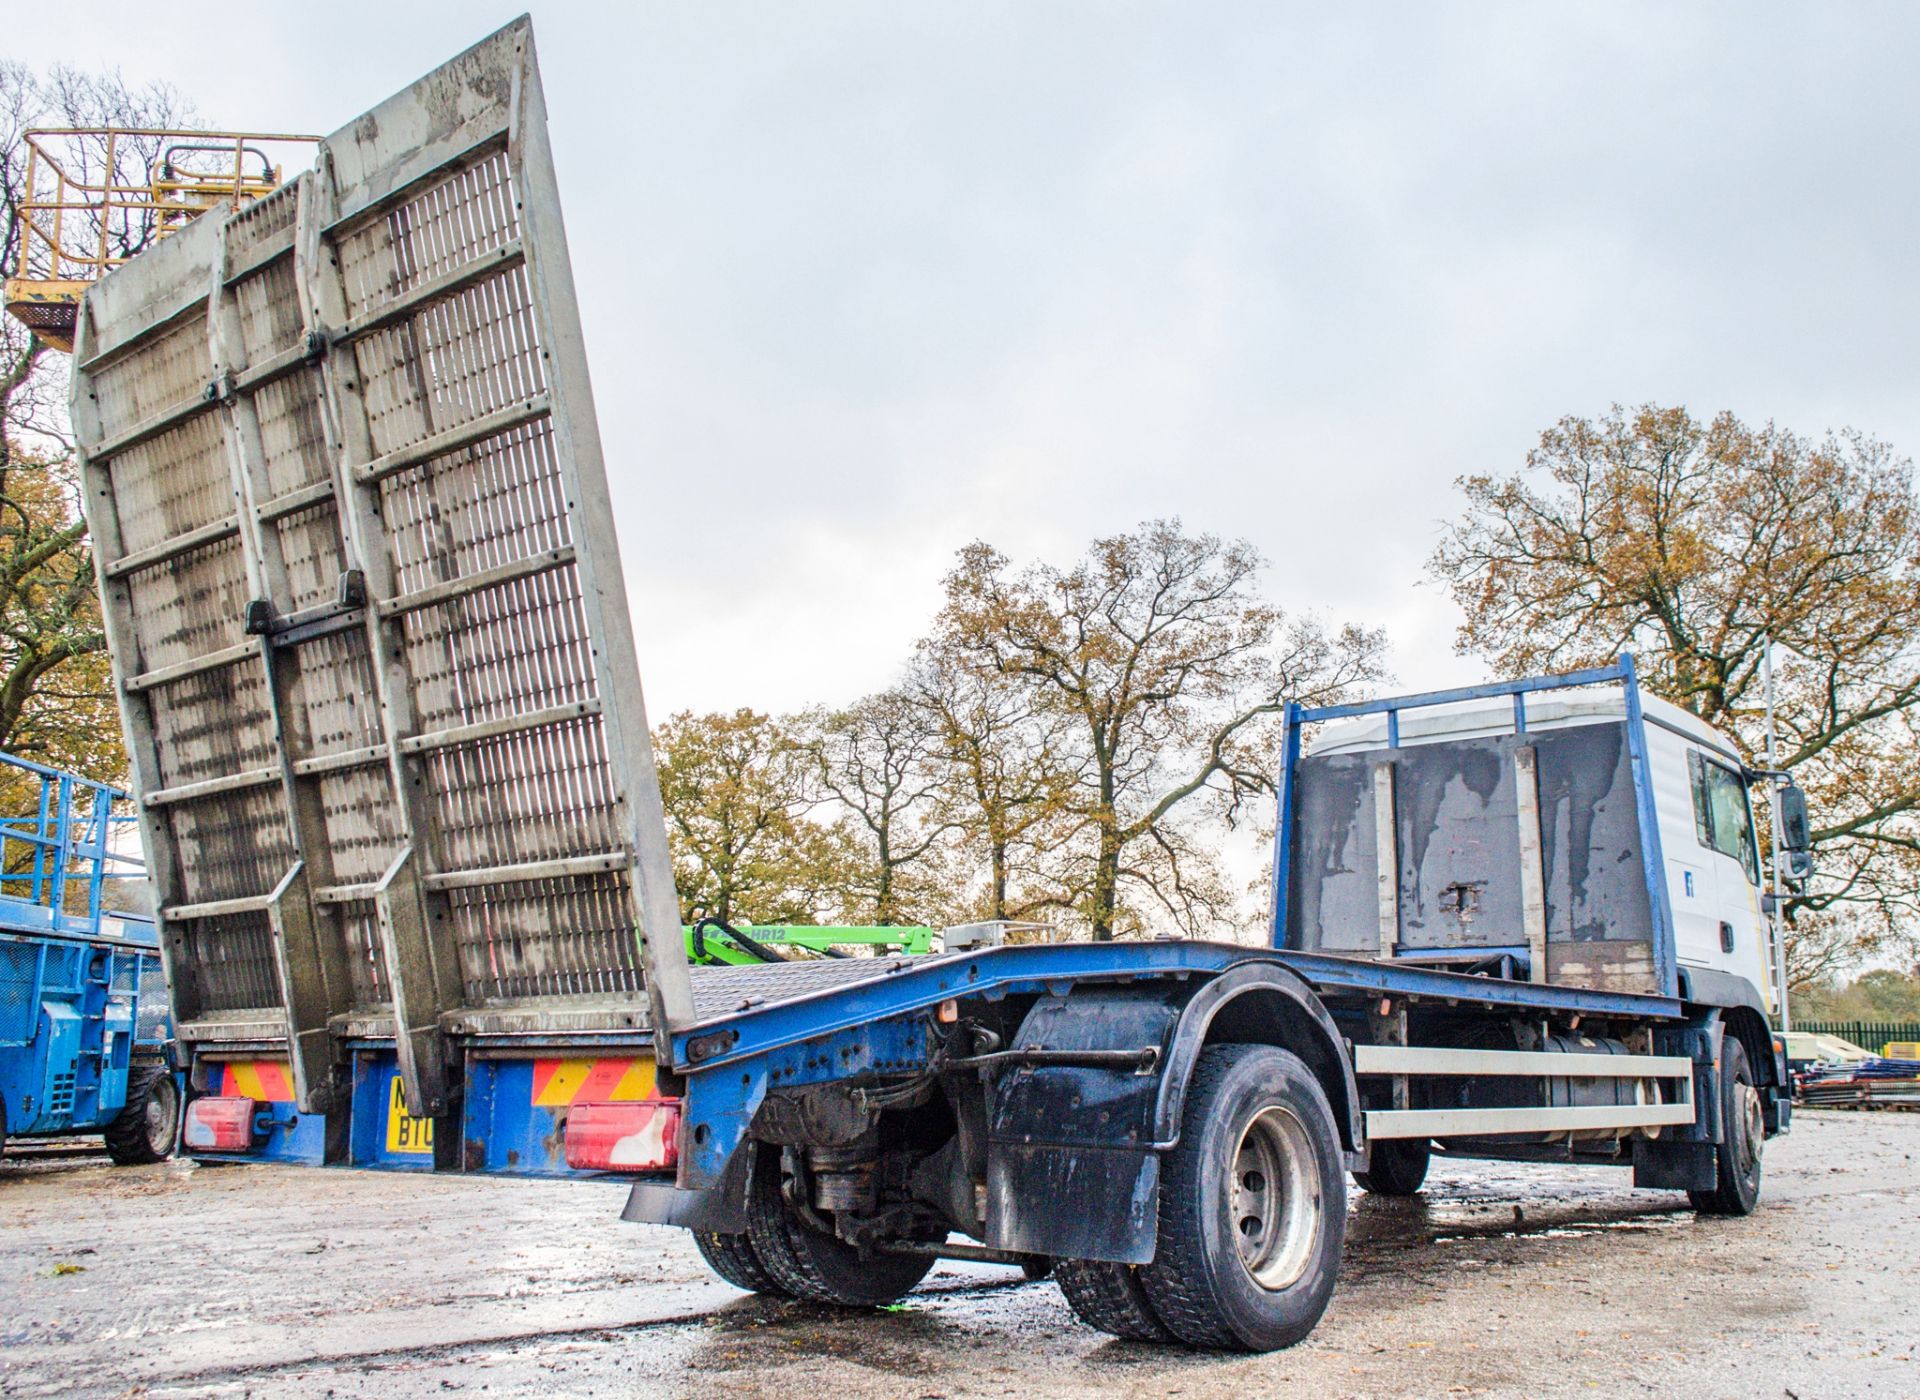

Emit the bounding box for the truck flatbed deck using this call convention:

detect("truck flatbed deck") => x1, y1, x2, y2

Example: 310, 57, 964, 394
666, 943, 1686, 1070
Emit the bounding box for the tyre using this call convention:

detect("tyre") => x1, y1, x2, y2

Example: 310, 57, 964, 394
105, 1067, 179, 1166
1353, 1138, 1430, 1196
744, 1148, 933, 1306
694, 1229, 787, 1294
1690, 1036, 1763, 1216
1139, 1045, 1347, 1351
1056, 1259, 1174, 1341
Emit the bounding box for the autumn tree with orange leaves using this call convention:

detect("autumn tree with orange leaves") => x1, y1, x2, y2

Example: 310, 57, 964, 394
1432, 404, 1920, 984
653, 709, 862, 926
803, 686, 959, 928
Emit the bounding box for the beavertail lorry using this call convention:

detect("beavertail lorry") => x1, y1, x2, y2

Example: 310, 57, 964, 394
70, 18, 1798, 1351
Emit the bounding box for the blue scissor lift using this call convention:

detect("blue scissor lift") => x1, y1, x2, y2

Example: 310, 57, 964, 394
0, 753, 176, 1163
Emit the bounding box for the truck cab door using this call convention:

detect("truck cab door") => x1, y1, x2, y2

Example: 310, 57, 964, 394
1683, 751, 1772, 998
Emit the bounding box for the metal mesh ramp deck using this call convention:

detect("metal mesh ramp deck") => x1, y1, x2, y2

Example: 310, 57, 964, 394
686, 954, 969, 1024
70, 20, 691, 1116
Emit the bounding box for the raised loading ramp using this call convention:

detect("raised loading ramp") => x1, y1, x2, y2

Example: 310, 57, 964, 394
69, 18, 693, 1118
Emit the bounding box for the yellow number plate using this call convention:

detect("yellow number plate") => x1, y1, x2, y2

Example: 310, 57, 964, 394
385, 1076, 434, 1155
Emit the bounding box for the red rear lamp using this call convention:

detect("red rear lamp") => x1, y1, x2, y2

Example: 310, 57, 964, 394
184, 1096, 257, 1152
563, 1100, 681, 1173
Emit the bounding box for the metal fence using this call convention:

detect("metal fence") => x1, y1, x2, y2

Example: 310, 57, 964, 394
1793, 1021, 1920, 1054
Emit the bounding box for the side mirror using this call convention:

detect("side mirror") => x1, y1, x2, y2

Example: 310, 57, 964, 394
1778, 784, 1811, 853
1774, 783, 1814, 892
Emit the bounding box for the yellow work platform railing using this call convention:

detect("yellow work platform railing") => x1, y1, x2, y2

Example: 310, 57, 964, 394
6, 127, 318, 352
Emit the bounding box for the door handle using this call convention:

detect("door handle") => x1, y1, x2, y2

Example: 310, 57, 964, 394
1719, 920, 1735, 953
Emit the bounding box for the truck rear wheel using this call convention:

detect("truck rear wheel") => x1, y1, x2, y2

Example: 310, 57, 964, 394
1353, 1138, 1430, 1196
1690, 1037, 1763, 1216
105, 1068, 179, 1166
694, 1230, 787, 1295
744, 1148, 933, 1306
1140, 1045, 1347, 1351
1056, 1259, 1175, 1341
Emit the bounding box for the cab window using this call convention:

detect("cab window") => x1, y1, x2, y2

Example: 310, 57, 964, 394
1687, 750, 1759, 885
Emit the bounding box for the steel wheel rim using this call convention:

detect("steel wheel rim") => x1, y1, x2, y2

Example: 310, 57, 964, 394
1230, 1105, 1321, 1291
1734, 1079, 1763, 1178
146, 1079, 176, 1152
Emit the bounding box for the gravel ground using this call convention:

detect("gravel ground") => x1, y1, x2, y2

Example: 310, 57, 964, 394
1, 1110, 1915, 1399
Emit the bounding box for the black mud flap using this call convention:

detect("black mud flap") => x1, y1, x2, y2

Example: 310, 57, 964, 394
1630, 1138, 1716, 1192
983, 987, 1184, 1264
1766, 1087, 1792, 1136
987, 1144, 1160, 1263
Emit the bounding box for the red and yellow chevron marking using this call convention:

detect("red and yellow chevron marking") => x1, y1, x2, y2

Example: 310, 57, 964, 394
219, 1060, 294, 1103
531, 1058, 659, 1107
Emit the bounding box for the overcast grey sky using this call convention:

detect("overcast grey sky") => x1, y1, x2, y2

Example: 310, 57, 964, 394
26, 3, 1920, 718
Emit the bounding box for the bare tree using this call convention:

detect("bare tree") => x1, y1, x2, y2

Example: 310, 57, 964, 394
910, 650, 1074, 923
1781, 909, 1898, 998
0, 63, 194, 787
806, 687, 957, 926
932, 520, 1386, 940
4, 63, 195, 453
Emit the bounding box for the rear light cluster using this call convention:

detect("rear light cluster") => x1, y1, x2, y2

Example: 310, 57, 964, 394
188, 1092, 682, 1170
184, 1096, 257, 1152
563, 1100, 681, 1172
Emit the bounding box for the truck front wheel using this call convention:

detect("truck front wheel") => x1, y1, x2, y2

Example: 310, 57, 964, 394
1140, 1045, 1347, 1351
1690, 1037, 1763, 1216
